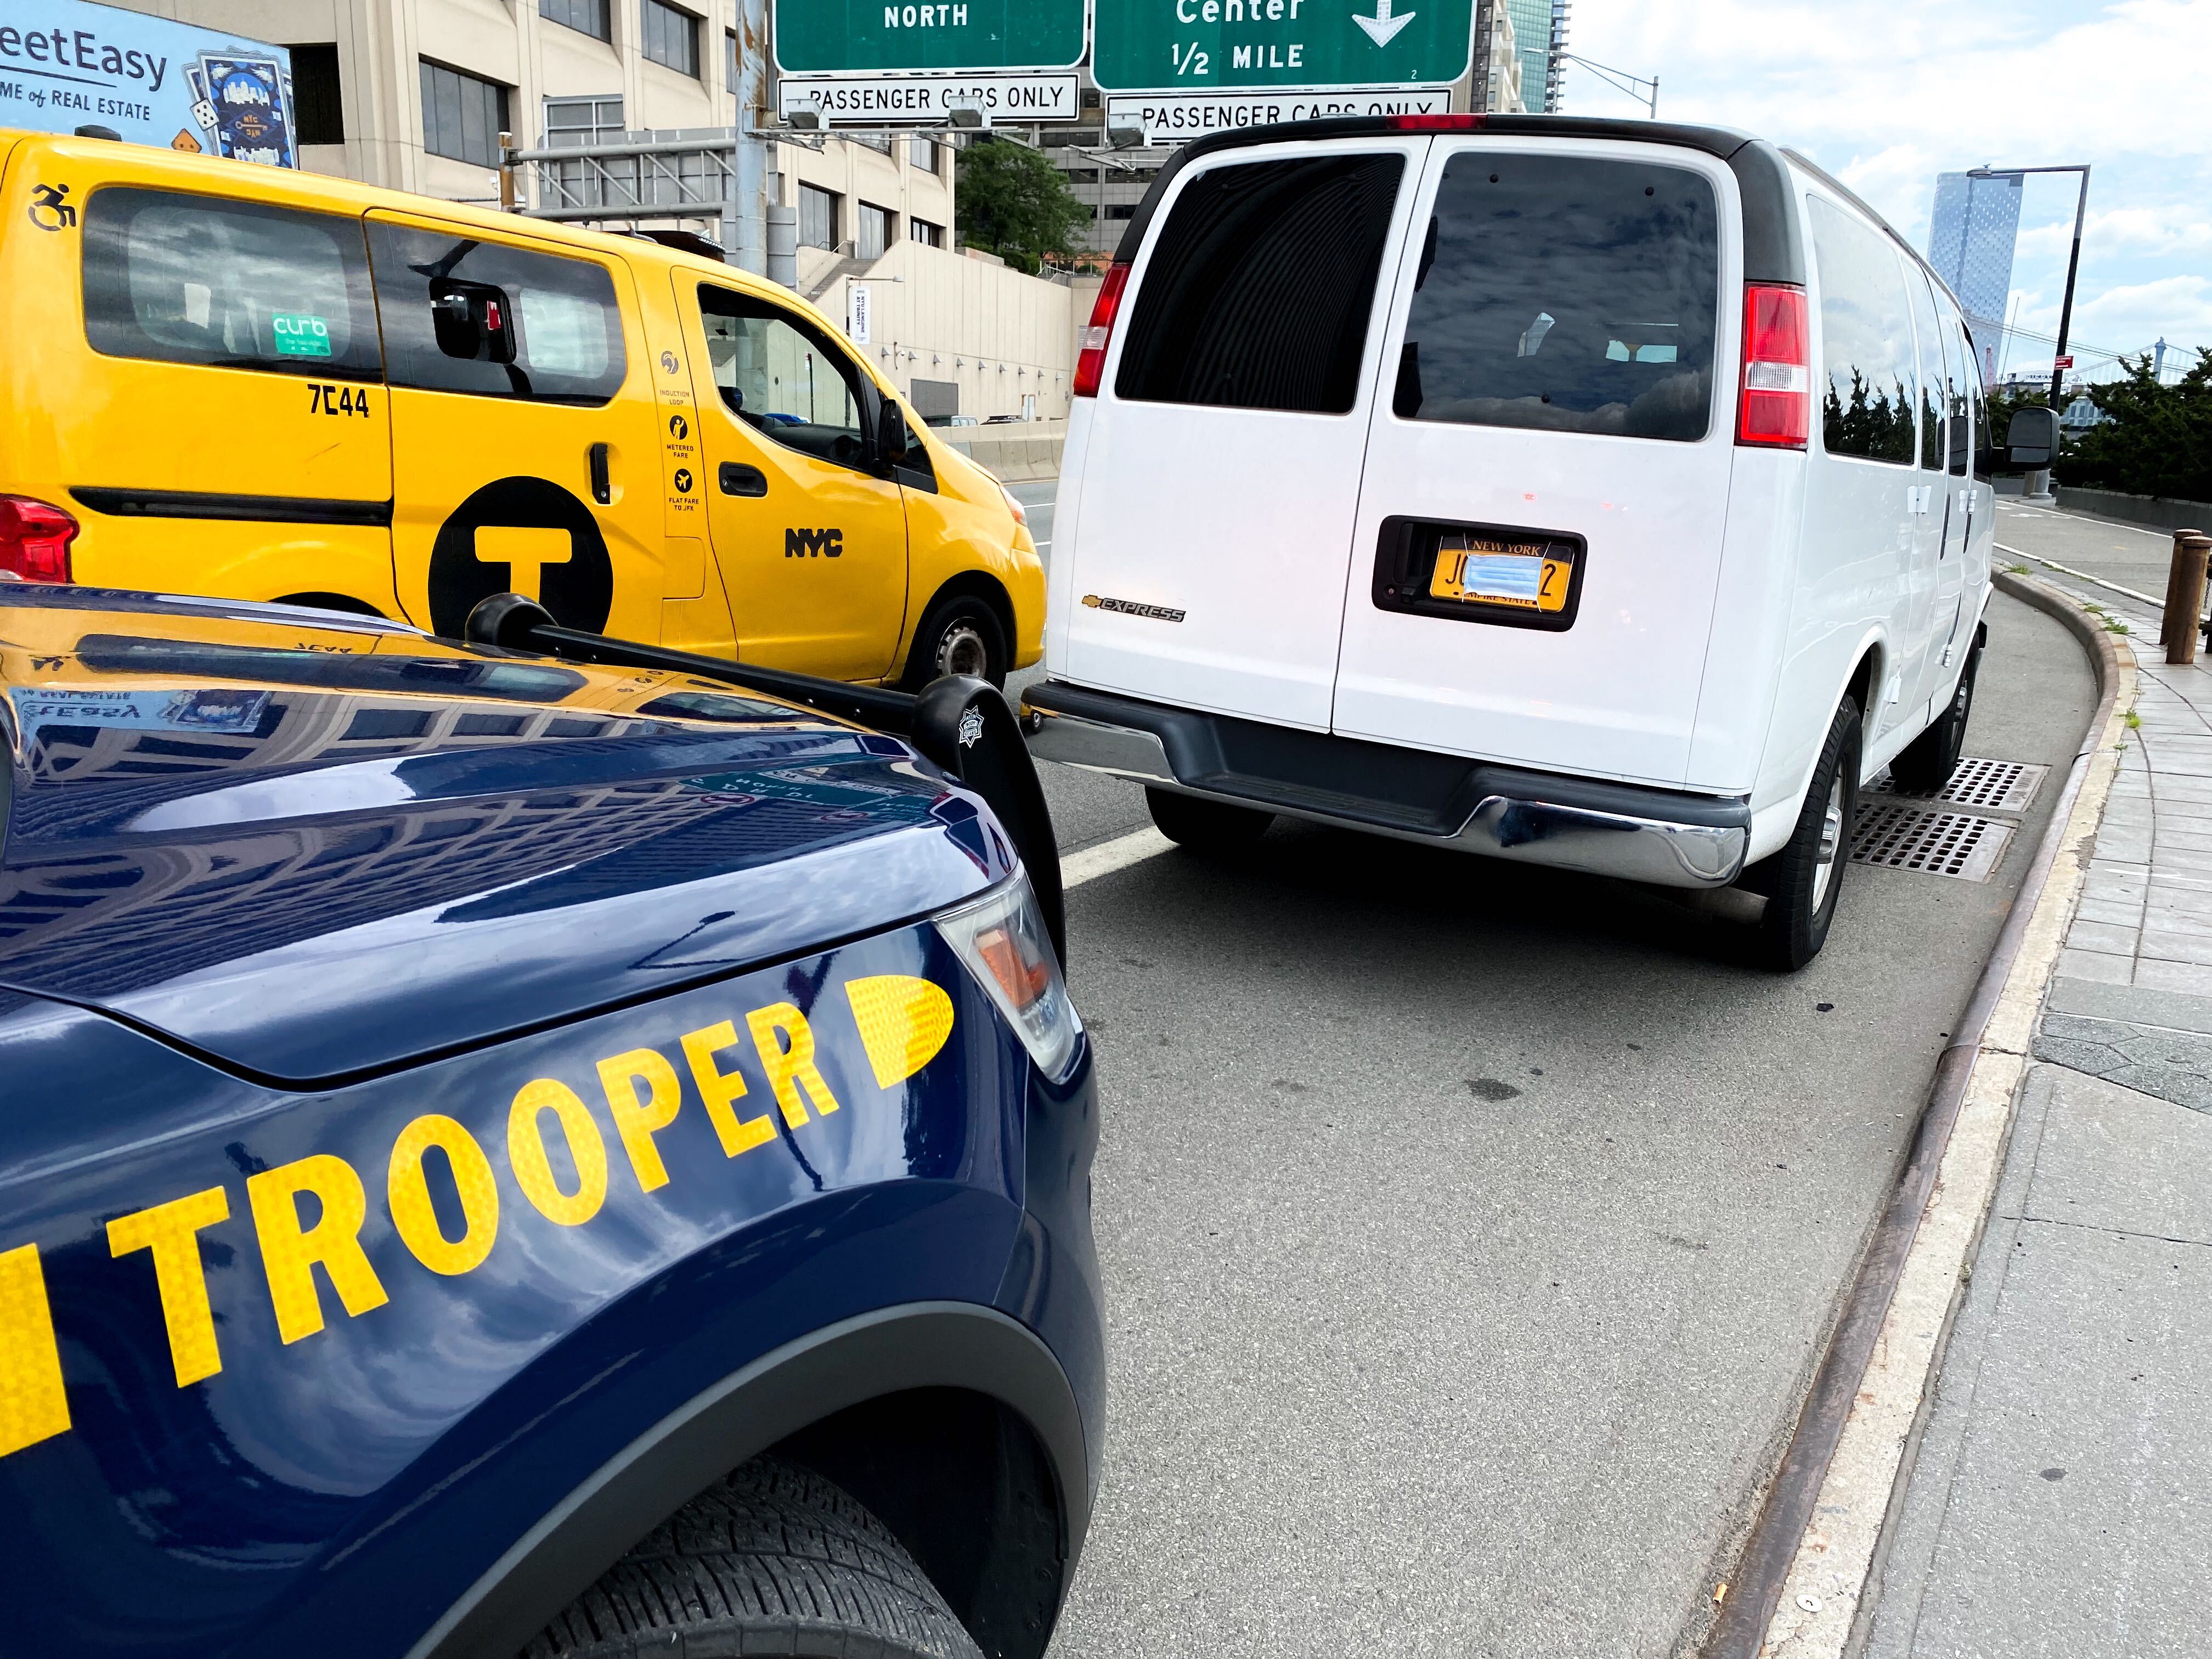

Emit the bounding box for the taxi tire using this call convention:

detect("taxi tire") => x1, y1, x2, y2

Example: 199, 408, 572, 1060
903, 594, 1008, 690
1146, 786, 1274, 853
1741, 695, 1861, 974
522, 1454, 984, 1659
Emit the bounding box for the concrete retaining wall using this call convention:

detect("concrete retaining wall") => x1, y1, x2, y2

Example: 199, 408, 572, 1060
941, 423, 1065, 483
2055, 486, 2212, 533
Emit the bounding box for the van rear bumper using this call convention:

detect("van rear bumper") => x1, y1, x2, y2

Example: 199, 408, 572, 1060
1022, 681, 1750, 889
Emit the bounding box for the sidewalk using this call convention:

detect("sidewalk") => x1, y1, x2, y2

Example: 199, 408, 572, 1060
1861, 509, 2212, 1658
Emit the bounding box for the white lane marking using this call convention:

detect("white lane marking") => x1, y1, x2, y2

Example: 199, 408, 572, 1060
1995, 543, 2165, 611
1061, 827, 1173, 889
1998, 503, 2171, 539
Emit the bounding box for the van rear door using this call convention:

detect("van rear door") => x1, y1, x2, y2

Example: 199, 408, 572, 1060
1330, 139, 1740, 787
1057, 139, 1424, 730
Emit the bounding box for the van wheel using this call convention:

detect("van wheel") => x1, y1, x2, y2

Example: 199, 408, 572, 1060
1889, 636, 1982, 794
521, 1455, 983, 1659
1741, 696, 1862, 973
1147, 786, 1273, 853
903, 594, 1008, 689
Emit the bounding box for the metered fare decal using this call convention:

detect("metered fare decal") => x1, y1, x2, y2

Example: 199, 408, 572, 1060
0, 974, 955, 1459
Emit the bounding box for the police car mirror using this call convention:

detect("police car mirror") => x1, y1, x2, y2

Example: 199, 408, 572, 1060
430, 279, 517, 365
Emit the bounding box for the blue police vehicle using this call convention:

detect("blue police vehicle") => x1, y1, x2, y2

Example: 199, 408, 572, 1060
0, 584, 1099, 1659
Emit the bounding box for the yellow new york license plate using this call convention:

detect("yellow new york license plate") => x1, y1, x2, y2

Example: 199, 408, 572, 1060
1429, 536, 1571, 614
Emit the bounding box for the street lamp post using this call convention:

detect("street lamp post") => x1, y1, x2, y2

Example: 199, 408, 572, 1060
1969, 163, 2092, 408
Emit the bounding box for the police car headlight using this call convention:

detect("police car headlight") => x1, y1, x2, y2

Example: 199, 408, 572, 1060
935, 874, 1081, 1082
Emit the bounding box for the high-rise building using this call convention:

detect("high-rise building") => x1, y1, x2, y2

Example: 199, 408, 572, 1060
1927, 171, 2023, 386
1497, 0, 1568, 112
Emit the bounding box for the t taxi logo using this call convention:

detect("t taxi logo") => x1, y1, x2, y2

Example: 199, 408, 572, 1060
428, 476, 614, 636
786, 528, 844, 558
0, 975, 957, 1459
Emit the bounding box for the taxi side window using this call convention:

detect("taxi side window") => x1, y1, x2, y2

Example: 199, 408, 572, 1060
81, 187, 380, 377
369, 224, 625, 405
697, 284, 870, 470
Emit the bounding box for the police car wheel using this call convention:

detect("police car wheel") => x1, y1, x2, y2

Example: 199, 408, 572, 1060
1147, 786, 1274, 853
905, 596, 1008, 690
523, 1454, 983, 1659
1741, 695, 1862, 973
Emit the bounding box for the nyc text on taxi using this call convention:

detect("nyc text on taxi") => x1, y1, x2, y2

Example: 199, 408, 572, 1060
0, 585, 1099, 1658
0, 128, 1043, 688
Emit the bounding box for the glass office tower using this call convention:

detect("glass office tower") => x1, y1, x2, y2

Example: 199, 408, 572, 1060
1927, 170, 2023, 386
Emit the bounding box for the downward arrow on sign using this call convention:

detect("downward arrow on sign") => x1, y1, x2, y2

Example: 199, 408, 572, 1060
1353, 0, 1415, 46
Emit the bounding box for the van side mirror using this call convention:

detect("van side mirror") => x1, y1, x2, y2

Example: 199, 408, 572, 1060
2005, 405, 2059, 469
877, 400, 911, 466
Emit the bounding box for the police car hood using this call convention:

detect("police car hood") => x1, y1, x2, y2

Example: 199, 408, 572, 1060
0, 591, 1014, 1083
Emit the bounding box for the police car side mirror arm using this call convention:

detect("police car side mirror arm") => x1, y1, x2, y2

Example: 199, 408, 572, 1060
454, 595, 1066, 965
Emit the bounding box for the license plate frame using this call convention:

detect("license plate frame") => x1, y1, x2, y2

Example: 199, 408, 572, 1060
1369, 516, 1587, 633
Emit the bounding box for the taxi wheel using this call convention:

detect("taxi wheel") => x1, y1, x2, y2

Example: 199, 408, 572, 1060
1741, 695, 1862, 973
1147, 786, 1274, 854
523, 1455, 983, 1659
904, 595, 1008, 690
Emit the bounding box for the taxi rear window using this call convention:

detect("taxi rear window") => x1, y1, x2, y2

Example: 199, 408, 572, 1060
81, 187, 381, 379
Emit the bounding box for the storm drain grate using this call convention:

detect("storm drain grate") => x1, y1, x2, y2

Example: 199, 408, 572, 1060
1850, 803, 2016, 882
1872, 757, 2049, 814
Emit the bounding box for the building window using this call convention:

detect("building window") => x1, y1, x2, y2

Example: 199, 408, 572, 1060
285, 44, 345, 145
799, 183, 839, 250
910, 218, 943, 249
539, 0, 612, 41
857, 202, 895, 260
544, 94, 623, 145
419, 60, 510, 168
725, 30, 737, 89
910, 136, 940, 173
640, 0, 700, 76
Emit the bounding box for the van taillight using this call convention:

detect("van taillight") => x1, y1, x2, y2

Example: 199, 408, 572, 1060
0, 495, 78, 583
1073, 261, 1131, 399
1387, 114, 1483, 132
1737, 284, 1810, 449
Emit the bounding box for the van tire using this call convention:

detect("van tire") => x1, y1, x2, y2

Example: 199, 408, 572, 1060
1742, 696, 1862, 973
1889, 635, 1982, 794
903, 594, 1008, 690
1147, 786, 1274, 853
521, 1454, 984, 1659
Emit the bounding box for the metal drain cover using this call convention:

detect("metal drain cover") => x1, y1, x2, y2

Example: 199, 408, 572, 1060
1850, 803, 2016, 882
1872, 756, 2049, 814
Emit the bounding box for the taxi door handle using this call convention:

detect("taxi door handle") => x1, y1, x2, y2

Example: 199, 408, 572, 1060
589, 443, 611, 505
719, 462, 768, 498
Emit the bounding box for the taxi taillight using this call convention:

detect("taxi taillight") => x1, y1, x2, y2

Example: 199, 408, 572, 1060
0, 495, 78, 584
1073, 261, 1131, 399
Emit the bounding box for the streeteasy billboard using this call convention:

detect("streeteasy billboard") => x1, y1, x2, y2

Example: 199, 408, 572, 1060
0, 0, 296, 166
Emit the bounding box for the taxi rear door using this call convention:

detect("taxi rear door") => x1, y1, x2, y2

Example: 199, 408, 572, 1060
676, 274, 909, 680
5, 158, 394, 605
366, 211, 666, 642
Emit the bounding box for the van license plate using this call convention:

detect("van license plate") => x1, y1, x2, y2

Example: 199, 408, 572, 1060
1429, 535, 1572, 614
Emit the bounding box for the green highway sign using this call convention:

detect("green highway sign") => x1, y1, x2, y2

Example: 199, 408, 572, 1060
774, 0, 1087, 74
1092, 0, 1476, 92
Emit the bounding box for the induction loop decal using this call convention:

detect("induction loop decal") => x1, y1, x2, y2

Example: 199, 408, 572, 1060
0, 978, 957, 1459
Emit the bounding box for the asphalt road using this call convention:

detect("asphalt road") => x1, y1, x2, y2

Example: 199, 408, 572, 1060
1017, 555, 2097, 1656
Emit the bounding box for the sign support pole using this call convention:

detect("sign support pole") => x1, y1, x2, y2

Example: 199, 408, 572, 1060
730, 0, 770, 274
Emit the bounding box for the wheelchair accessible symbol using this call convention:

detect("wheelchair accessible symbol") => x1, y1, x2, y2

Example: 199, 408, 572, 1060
28, 184, 76, 232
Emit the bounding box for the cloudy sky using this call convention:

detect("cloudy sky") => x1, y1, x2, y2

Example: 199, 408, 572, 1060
1555, 0, 2212, 382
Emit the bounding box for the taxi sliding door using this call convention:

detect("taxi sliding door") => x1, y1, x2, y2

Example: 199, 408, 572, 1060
366, 213, 667, 642
679, 278, 909, 681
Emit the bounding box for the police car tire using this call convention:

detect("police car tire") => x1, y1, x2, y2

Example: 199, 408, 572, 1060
1146, 786, 1274, 853
522, 1454, 984, 1659
903, 595, 1008, 690
1742, 695, 1861, 974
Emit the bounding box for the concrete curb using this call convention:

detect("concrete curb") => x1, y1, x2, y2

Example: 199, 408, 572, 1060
1705, 574, 2136, 1658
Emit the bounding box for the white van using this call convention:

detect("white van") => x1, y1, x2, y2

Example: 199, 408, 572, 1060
1025, 114, 2000, 969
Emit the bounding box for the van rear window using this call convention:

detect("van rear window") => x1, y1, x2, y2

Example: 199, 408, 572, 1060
81, 188, 380, 379
1392, 155, 1719, 442
1115, 154, 1404, 415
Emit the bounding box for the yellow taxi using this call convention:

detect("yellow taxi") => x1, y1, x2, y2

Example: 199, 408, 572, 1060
0, 129, 1042, 686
